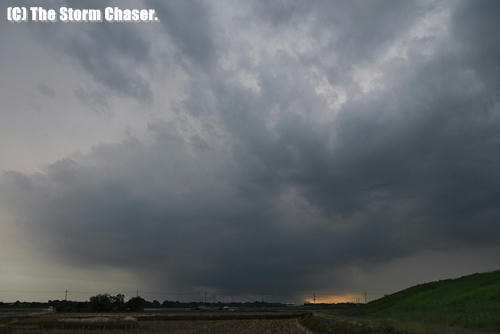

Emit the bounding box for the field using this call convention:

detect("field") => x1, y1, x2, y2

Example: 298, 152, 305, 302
6, 319, 306, 334
2, 270, 499, 333
297, 312, 492, 334
0, 311, 310, 334
3, 311, 490, 334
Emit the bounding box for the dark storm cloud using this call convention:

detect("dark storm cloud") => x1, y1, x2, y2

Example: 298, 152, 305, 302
0, 128, 410, 297
0, 129, 286, 294
24, 0, 154, 102
37, 83, 56, 98
16, 0, 153, 103
74, 87, 109, 112
26, 0, 217, 102
147, 0, 216, 70
452, 1, 500, 90
2, 1, 500, 300
63, 23, 154, 102
251, 0, 432, 84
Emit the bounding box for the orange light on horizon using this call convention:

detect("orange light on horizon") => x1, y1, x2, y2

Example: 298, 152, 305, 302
305, 293, 363, 304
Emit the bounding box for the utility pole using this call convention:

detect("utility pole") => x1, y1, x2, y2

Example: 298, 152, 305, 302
64, 289, 68, 301
313, 293, 316, 304
364, 291, 367, 303
204, 291, 207, 304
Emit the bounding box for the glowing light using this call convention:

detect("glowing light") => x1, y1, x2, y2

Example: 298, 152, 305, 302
305, 293, 363, 304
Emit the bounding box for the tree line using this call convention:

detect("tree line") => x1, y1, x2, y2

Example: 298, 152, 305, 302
0, 295, 287, 312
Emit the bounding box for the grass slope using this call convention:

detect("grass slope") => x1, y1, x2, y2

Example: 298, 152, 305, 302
360, 270, 500, 331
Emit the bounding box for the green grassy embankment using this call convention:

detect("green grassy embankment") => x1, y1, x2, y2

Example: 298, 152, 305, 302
354, 270, 500, 332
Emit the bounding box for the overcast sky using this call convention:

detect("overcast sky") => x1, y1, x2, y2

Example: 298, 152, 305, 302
1, 0, 500, 303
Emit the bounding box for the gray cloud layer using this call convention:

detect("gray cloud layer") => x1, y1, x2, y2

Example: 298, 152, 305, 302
1, 0, 500, 301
